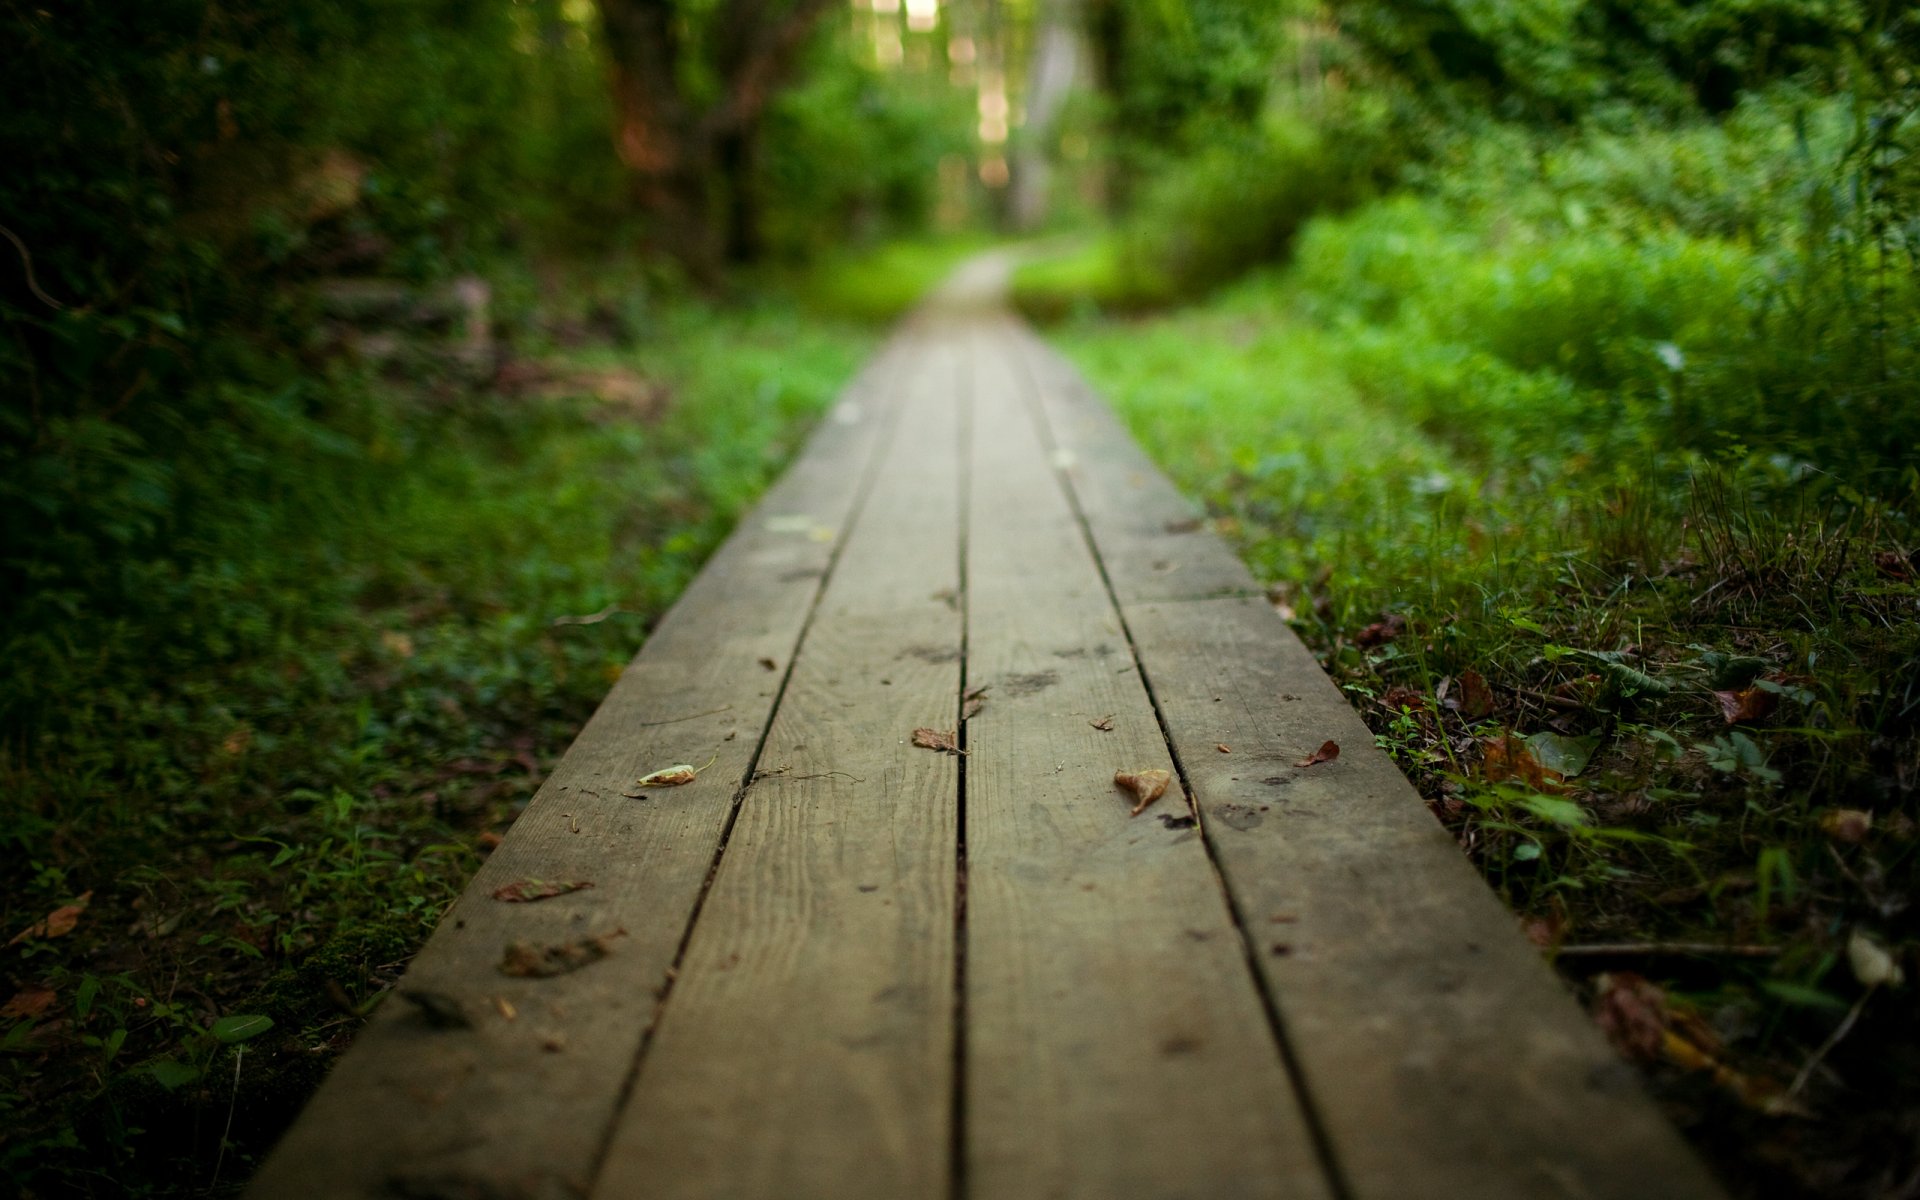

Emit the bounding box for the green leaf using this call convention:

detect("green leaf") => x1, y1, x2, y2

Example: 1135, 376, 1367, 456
148, 1059, 202, 1090
1761, 982, 1849, 1012
1511, 842, 1542, 862
1525, 731, 1599, 778
1518, 794, 1590, 827
102, 1027, 127, 1061
210, 1014, 273, 1044
75, 975, 100, 1021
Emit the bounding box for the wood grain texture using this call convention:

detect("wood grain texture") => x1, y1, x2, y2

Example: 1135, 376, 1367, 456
1005, 323, 1725, 1200
246, 328, 924, 1200
1005, 321, 1261, 605
592, 341, 965, 1200
1118, 597, 1725, 1200
962, 321, 1330, 1200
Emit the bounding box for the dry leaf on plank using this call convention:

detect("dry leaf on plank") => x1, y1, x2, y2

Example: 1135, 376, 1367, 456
912, 727, 966, 755
1295, 741, 1340, 768
1114, 768, 1172, 816
498, 929, 627, 978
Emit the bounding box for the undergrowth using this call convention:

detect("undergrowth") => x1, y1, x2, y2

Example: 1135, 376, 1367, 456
1044, 91, 1920, 1198
0, 258, 871, 1197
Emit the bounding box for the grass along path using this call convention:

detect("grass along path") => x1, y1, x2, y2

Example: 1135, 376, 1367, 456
1044, 272, 1920, 1200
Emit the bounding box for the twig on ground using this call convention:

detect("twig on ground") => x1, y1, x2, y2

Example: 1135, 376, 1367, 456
1553, 941, 1782, 959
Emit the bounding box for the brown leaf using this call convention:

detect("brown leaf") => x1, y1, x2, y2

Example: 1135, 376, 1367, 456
1381, 686, 1427, 713
1714, 688, 1776, 725
1457, 669, 1495, 719
1114, 768, 1172, 816
1089, 715, 1115, 732
476, 831, 505, 851
490, 879, 595, 903
1354, 613, 1406, 648
0, 986, 56, 1021
911, 727, 966, 755
1215, 744, 1231, 754
7, 891, 92, 948
963, 695, 985, 720
1593, 971, 1669, 1062
1294, 741, 1340, 768
498, 929, 626, 978
758, 657, 778, 671
1479, 735, 1567, 793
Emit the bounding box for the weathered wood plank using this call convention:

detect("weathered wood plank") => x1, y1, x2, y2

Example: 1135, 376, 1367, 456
961, 320, 1331, 1200
1004, 322, 1260, 604
592, 342, 965, 1199
1007, 327, 1726, 1199
246, 328, 923, 1200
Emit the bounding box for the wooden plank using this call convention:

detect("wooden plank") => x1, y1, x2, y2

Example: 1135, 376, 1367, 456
1004, 322, 1260, 604
592, 341, 964, 1198
246, 329, 923, 1200
960, 320, 1332, 1200
1006, 328, 1725, 1199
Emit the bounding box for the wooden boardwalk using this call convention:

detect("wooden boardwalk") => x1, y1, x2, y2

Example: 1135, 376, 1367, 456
250, 259, 1723, 1200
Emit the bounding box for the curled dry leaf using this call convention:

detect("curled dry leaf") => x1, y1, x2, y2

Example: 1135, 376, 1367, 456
912, 727, 966, 756
628, 751, 719, 792
0, 985, 56, 1021
1216, 744, 1231, 754
1114, 768, 1172, 816
7, 891, 92, 948
490, 879, 594, 903
1294, 741, 1340, 768
498, 929, 627, 978
1090, 715, 1115, 732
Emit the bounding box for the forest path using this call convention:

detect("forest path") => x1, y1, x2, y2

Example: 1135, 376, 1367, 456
249, 257, 1723, 1200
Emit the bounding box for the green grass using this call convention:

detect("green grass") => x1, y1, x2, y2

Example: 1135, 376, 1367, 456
0, 263, 874, 1197
792, 234, 995, 324
1044, 199, 1919, 1195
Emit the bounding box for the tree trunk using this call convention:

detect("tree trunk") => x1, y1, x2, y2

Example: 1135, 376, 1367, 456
1010, 0, 1080, 231
595, 0, 834, 278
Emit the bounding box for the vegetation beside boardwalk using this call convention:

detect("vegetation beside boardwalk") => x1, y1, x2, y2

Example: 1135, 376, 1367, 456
1026, 7, 1920, 1196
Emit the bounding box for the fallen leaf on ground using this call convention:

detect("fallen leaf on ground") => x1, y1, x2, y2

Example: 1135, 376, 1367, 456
0, 986, 56, 1020
1593, 971, 1673, 1062
1456, 669, 1495, 719
1819, 809, 1873, 843
1216, 744, 1231, 753
1114, 768, 1172, 816
1294, 741, 1340, 768
1090, 715, 1114, 732
1524, 731, 1599, 778
491, 879, 594, 903
7, 891, 92, 947
628, 752, 718, 791
758, 657, 778, 671
963, 695, 986, 720
1479, 735, 1568, 793
912, 727, 966, 755
1355, 614, 1406, 648
1715, 687, 1777, 725
498, 929, 627, 978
